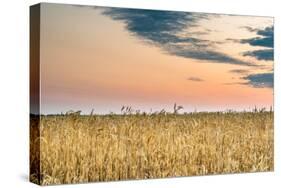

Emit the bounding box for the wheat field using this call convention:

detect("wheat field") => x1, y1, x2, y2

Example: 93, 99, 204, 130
30, 110, 273, 185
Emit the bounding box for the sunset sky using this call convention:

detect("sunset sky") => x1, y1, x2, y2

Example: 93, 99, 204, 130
39, 3, 274, 114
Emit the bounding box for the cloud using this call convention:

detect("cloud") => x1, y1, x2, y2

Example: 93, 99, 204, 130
243, 49, 273, 61
103, 8, 201, 41
187, 77, 204, 82
229, 69, 249, 74
231, 26, 273, 49
240, 26, 274, 61
241, 36, 273, 48
241, 26, 273, 48
243, 72, 273, 88
257, 26, 274, 38
103, 8, 253, 66
226, 38, 241, 43
240, 26, 260, 33
224, 72, 273, 88
168, 45, 255, 66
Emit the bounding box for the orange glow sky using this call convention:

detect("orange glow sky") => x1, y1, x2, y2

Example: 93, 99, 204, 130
39, 3, 274, 114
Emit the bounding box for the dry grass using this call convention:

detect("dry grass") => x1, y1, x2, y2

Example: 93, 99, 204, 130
30, 111, 273, 185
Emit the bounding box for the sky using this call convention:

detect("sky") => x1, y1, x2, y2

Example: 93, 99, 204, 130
39, 3, 274, 114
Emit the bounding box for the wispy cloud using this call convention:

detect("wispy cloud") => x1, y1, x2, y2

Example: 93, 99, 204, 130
240, 26, 260, 33
187, 77, 204, 82
229, 69, 249, 74
102, 8, 253, 66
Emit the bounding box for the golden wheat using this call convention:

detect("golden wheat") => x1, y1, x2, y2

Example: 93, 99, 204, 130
30, 111, 273, 185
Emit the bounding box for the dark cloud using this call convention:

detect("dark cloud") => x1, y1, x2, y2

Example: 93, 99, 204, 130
230, 26, 273, 49
241, 26, 273, 48
243, 49, 273, 61
240, 26, 274, 61
187, 77, 204, 82
103, 8, 252, 66
224, 72, 273, 88
257, 26, 274, 38
103, 8, 202, 41
241, 36, 273, 48
243, 72, 273, 88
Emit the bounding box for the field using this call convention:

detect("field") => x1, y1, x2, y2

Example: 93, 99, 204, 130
30, 110, 273, 185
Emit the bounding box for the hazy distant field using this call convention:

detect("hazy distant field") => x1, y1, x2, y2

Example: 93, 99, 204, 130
30, 111, 273, 185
